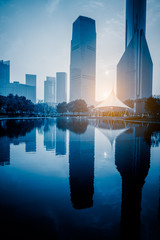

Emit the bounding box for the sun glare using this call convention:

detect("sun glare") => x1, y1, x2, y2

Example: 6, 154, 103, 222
105, 70, 109, 76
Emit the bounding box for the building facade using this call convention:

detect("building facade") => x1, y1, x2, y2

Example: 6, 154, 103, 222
56, 72, 67, 104
70, 16, 96, 106
0, 60, 36, 103
25, 74, 36, 103
44, 77, 56, 104
117, 0, 153, 102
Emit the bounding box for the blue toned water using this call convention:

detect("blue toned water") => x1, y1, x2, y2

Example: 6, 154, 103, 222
0, 118, 159, 240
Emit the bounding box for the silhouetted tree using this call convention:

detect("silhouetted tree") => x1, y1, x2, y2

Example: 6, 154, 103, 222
145, 97, 160, 116
56, 102, 68, 113
67, 99, 88, 114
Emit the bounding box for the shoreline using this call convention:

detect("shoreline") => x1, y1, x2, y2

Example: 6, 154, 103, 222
0, 115, 160, 124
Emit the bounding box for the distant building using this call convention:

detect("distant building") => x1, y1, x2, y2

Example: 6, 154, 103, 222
6, 81, 36, 104
0, 60, 37, 103
25, 74, 36, 103
56, 72, 67, 104
70, 16, 96, 106
44, 77, 56, 104
117, 0, 152, 105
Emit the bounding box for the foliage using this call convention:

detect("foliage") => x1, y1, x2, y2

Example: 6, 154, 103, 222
124, 99, 134, 108
56, 102, 68, 113
67, 99, 88, 114
145, 97, 160, 116
0, 94, 55, 116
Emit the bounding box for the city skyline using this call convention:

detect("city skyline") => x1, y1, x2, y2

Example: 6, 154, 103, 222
0, 0, 160, 102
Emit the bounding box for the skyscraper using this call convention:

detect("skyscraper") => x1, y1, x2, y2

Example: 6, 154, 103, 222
0, 61, 37, 103
44, 77, 56, 104
117, 0, 152, 103
0, 60, 10, 96
56, 72, 67, 104
25, 74, 37, 103
70, 16, 96, 106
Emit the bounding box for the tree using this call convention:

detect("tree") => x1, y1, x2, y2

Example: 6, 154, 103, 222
0, 95, 6, 110
56, 102, 68, 113
145, 97, 160, 116
74, 99, 88, 113
67, 99, 88, 114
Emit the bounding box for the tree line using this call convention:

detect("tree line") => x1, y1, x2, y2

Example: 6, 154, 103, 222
0, 94, 89, 116
0, 94, 56, 116
56, 99, 88, 114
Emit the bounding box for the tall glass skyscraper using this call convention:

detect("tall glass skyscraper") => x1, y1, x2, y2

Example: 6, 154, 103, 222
117, 0, 152, 102
70, 16, 96, 106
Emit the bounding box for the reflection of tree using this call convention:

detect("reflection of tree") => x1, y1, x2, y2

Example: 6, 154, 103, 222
57, 118, 88, 134
144, 124, 160, 146
0, 119, 44, 138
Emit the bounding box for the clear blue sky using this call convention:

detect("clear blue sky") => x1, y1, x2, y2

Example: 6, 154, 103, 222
0, 0, 160, 101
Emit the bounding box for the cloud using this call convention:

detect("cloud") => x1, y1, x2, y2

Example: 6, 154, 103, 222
82, 0, 104, 11
46, 0, 60, 15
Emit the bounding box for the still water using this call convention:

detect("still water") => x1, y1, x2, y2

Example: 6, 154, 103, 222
0, 118, 160, 240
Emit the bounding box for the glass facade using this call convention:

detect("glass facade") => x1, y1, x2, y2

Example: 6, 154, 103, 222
70, 16, 96, 106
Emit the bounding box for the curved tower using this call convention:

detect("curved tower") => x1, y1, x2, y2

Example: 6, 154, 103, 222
117, 0, 152, 110
125, 0, 146, 48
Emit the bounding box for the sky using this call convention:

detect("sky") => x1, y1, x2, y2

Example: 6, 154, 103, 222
0, 0, 160, 102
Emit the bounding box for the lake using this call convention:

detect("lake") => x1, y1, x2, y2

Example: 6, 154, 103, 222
0, 118, 160, 240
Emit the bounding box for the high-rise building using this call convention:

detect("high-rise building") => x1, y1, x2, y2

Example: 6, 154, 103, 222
70, 16, 96, 106
0, 60, 10, 95
56, 72, 67, 103
25, 74, 36, 103
0, 61, 37, 103
117, 0, 153, 102
44, 77, 56, 104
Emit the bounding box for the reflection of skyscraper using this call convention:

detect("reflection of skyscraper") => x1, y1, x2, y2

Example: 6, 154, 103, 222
56, 72, 67, 104
25, 129, 36, 153
44, 120, 56, 151
117, 0, 152, 103
12, 129, 36, 153
115, 127, 151, 240
44, 77, 56, 103
0, 137, 10, 166
69, 125, 95, 209
70, 16, 96, 105
56, 128, 66, 156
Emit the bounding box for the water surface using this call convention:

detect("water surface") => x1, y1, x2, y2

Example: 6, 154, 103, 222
0, 118, 160, 240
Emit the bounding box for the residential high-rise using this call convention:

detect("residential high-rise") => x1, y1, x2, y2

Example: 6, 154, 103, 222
25, 74, 36, 103
44, 77, 56, 104
70, 16, 96, 106
117, 0, 152, 103
56, 72, 67, 104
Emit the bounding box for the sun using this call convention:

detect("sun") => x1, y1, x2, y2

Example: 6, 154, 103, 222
103, 92, 110, 99
105, 70, 110, 76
